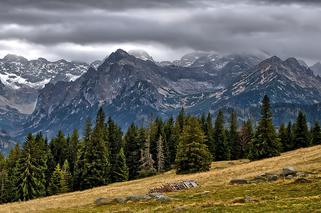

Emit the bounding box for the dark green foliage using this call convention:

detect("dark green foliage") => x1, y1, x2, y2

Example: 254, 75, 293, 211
50, 131, 68, 166
111, 148, 129, 182
177, 107, 186, 133
149, 118, 164, 165
249, 95, 281, 160
0, 153, 7, 203
176, 117, 212, 174
283, 122, 294, 151
156, 135, 165, 172
107, 117, 124, 182
311, 121, 321, 145
278, 123, 287, 152
67, 129, 79, 175
15, 134, 46, 201
214, 111, 230, 160
163, 117, 179, 167
80, 108, 110, 189
228, 111, 240, 160
203, 113, 215, 159
125, 124, 142, 180
293, 111, 310, 148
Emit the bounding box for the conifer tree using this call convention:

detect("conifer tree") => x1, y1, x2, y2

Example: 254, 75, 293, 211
107, 117, 123, 182
203, 113, 215, 159
311, 121, 321, 145
15, 134, 46, 201
48, 164, 65, 195
125, 124, 142, 180
73, 119, 92, 190
67, 129, 79, 175
238, 120, 253, 158
214, 111, 230, 160
0, 153, 7, 203
177, 107, 186, 133
176, 117, 212, 174
80, 108, 110, 189
278, 123, 287, 152
61, 160, 72, 193
228, 111, 240, 160
163, 116, 178, 167
283, 122, 294, 151
149, 117, 164, 164
50, 130, 68, 166
248, 95, 280, 160
293, 111, 310, 148
4, 144, 20, 202
156, 135, 165, 172
111, 148, 129, 182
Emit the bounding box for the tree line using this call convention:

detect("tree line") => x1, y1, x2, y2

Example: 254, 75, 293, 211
0, 95, 320, 203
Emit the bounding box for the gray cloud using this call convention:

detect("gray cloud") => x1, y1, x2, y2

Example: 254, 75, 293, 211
0, 0, 320, 63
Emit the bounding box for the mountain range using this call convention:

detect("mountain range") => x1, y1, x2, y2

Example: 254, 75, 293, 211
1, 49, 321, 153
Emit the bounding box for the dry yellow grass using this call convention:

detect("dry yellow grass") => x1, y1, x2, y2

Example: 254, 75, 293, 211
1, 145, 321, 213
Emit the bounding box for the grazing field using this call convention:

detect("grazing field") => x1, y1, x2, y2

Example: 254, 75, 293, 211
1, 145, 321, 213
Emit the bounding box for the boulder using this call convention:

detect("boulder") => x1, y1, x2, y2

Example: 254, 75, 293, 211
282, 167, 297, 176
149, 193, 172, 202
294, 178, 312, 184
126, 194, 152, 202
230, 179, 248, 185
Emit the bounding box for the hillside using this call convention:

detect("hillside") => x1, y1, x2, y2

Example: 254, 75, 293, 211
1, 145, 321, 213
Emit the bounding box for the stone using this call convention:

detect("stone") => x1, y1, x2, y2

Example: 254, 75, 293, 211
294, 178, 312, 184
126, 194, 152, 202
149, 193, 172, 202
229, 179, 248, 185
285, 175, 294, 179
282, 167, 297, 176
267, 174, 279, 182
95, 197, 117, 206
297, 172, 309, 178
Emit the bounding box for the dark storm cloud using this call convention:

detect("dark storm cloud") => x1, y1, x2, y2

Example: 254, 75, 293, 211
0, 0, 321, 63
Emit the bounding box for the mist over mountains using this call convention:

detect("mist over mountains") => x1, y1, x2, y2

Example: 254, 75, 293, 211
1, 49, 321, 153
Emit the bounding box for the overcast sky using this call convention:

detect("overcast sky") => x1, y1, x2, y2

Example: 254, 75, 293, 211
0, 0, 321, 64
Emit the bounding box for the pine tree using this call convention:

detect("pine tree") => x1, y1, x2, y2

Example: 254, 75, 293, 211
311, 121, 321, 145
67, 129, 79, 175
202, 113, 215, 159
249, 95, 280, 160
61, 160, 72, 193
177, 107, 186, 133
238, 120, 253, 158
50, 130, 68, 166
156, 135, 165, 172
15, 134, 46, 201
214, 111, 230, 160
163, 116, 179, 167
80, 108, 110, 189
111, 148, 129, 182
293, 111, 310, 148
107, 117, 123, 182
73, 119, 92, 190
4, 144, 20, 202
284, 122, 294, 151
125, 124, 142, 180
0, 153, 7, 203
278, 123, 287, 152
48, 164, 65, 195
176, 117, 212, 174
149, 117, 164, 164
228, 111, 240, 160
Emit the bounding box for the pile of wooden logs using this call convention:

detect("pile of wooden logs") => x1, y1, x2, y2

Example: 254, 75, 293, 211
149, 180, 198, 193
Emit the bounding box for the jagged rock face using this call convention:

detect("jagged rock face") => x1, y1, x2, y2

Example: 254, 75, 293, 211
311, 62, 321, 77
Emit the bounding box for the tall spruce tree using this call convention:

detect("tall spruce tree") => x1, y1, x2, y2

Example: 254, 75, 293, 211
61, 160, 72, 193
111, 148, 129, 182
138, 133, 156, 178
249, 95, 280, 160
50, 131, 68, 166
176, 117, 212, 174
203, 113, 215, 159
67, 129, 79, 175
15, 133, 46, 201
107, 117, 123, 182
4, 144, 20, 202
48, 164, 65, 195
0, 153, 7, 203
278, 123, 287, 152
283, 122, 294, 151
163, 116, 178, 167
177, 107, 186, 133
214, 111, 230, 160
293, 111, 310, 148
311, 121, 321, 145
228, 111, 240, 160
125, 124, 141, 180
80, 108, 110, 189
